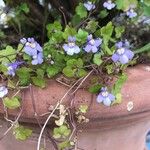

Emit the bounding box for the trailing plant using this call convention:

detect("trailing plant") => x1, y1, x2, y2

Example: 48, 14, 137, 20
0, 0, 150, 150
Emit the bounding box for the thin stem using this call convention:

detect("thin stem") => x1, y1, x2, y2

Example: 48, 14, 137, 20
71, 69, 94, 95
59, 7, 67, 26
37, 77, 83, 150
134, 43, 150, 54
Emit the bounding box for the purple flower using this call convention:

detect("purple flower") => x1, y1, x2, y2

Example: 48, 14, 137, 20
31, 52, 43, 65
84, 1, 95, 11
7, 61, 24, 76
20, 38, 44, 65
63, 36, 80, 55
0, 86, 8, 98
103, 0, 116, 10
23, 38, 42, 56
84, 34, 102, 53
126, 9, 137, 18
97, 87, 115, 106
20, 38, 27, 45
112, 41, 134, 64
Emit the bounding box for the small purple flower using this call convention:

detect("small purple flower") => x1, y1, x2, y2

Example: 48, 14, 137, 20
7, 61, 24, 76
112, 41, 134, 64
23, 38, 42, 56
20, 37, 44, 65
103, 0, 116, 10
20, 38, 27, 45
126, 9, 137, 18
0, 86, 8, 98
97, 87, 115, 106
84, 34, 102, 53
63, 36, 80, 55
31, 52, 43, 65
84, 1, 95, 11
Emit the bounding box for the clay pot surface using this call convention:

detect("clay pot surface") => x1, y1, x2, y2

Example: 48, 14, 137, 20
0, 65, 150, 150
0, 65, 150, 128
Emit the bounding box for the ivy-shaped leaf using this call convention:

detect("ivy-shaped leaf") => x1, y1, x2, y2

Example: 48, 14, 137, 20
46, 65, 60, 78
63, 58, 87, 78
75, 3, 87, 18
16, 67, 32, 86
58, 141, 72, 150
115, 0, 138, 11
13, 124, 32, 141
0, 46, 16, 63
53, 125, 71, 139
93, 53, 102, 66
85, 20, 98, 33
115, 26, 125, 39
31, 77, 46, 88
76, 29, 88, 44
88, 84, 102, 94
63, 26, 77, 40
3, 97, 21, 109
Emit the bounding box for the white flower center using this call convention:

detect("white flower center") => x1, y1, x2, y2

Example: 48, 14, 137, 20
68, 42, 75, 47
117, 48, 125, 55
108, 0, 112, 4
130, 9, 134, 13
88, 1, 92, 4
33, 55, 37, 59
101, 91, 109, 97
26, 42, 36, 48
89, 39, 95, 45
7, 66, 13, 71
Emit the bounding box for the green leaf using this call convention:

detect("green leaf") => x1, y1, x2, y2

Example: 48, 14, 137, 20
99, 10, 109, 19
143, 5, 150, 16
58, 141, 71, 150
13, 125, 32, 141
144, 0, 150, 6
85, 20, 98, 33
134, 43, 150, 54
31, 77, 46, 88
36, 68, 45, 78
46, 66, 60, 78
20, 3, 29, 13
16, 67, 32, 86
112, 93, 122, 105
77, 69, 87, 77
93, 53, 102, 66
63, 66, 75, 78
112, 73, 128, 95
46, 21, 62, 33
71, 14, 81, 26
3, 97, 21, 109
101, 22, 114, 41
0, 46, 16, 63
106, 64, 114, 74
115, 0, 138, 11
0, 64, 8, 74
102, 43, 113, 55
76, 58, 84, 68
76, 29, 88, 43
115, 26, 125, 38
67, 59, 78, 67
88, 84, 102, 94
75, 3, 87, 18
63, 26, 77, 40
79, 105, 88, 113
53, 125, 71, 139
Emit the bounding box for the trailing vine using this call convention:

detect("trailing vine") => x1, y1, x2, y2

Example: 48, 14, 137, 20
0, 0, 150, 150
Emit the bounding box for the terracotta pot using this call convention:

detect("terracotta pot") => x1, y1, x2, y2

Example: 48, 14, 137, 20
0, 65, 150, 150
